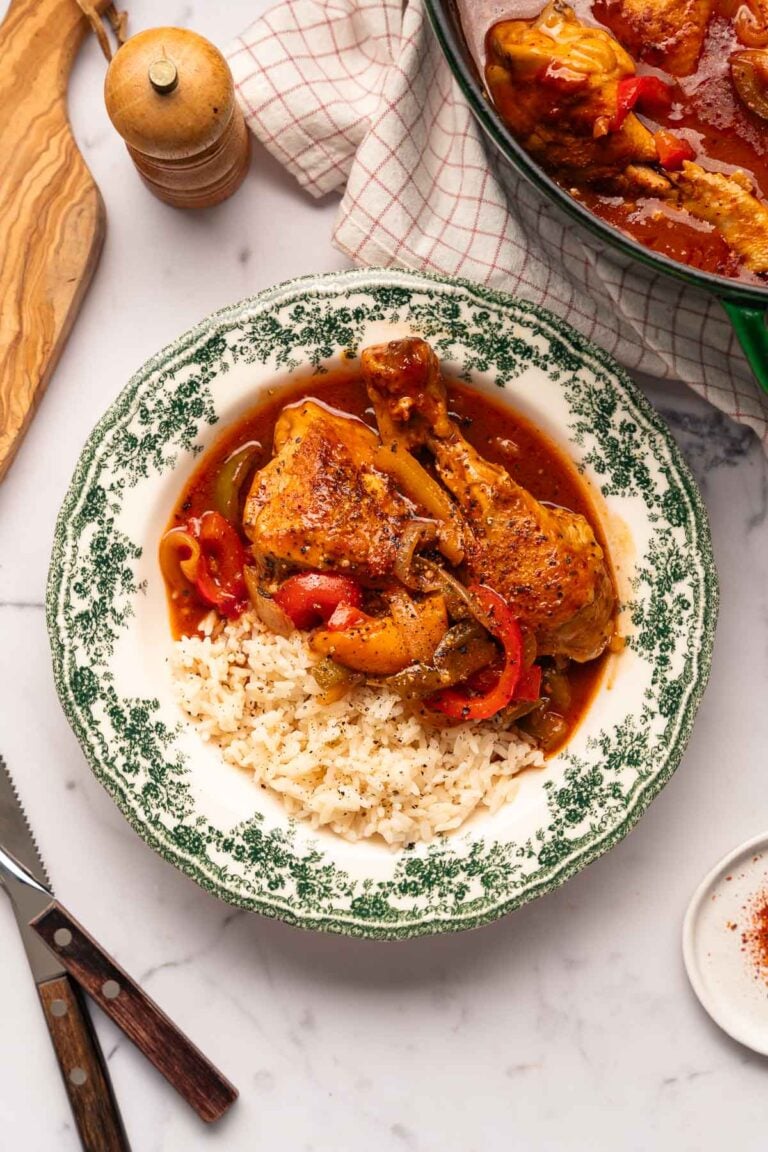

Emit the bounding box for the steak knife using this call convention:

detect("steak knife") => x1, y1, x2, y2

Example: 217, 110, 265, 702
0, 756, 237, 1149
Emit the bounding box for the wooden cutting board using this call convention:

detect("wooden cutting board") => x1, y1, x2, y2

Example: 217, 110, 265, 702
0, 0, 109, 481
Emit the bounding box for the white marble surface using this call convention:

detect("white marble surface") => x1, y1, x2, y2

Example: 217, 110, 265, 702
2, 2, 768, 1149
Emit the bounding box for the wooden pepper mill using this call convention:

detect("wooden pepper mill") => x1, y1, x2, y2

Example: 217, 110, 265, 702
104, 27, 250, 208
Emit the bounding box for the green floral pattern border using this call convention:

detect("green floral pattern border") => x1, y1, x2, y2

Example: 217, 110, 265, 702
46, 269, 717, 939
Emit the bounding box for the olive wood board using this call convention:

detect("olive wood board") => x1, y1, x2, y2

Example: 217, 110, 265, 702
0, 0, 109, 481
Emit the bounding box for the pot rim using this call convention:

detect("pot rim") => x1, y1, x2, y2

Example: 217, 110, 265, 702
423, 0, 768, 307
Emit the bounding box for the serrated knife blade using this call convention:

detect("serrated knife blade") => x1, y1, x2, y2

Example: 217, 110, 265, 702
0, 756, 62, 983
0, 753, 50, 888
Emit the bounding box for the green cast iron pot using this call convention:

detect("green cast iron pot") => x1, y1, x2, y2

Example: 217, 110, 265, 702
424, 0, 768, 395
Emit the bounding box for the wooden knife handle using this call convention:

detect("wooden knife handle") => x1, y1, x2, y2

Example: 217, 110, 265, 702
32, 902, 238, 1123
38, 974, 130, 1152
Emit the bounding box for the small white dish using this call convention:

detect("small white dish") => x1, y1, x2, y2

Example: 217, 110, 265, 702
683, 832, 768, 1054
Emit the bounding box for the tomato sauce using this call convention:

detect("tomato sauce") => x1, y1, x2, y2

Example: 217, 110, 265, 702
163, 367, 610, 745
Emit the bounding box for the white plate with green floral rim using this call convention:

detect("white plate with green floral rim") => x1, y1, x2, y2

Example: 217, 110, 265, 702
47, 267, 717, 939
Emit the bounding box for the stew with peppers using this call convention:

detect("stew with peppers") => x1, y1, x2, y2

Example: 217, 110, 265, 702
485, 0, 768, 281
161, 338, 617, 753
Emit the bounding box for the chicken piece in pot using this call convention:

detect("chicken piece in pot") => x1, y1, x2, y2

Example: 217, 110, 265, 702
361, 339, 616, 663
672, 162, 768, 272
485, 0, 658, 184
242, 400, 416, 582
595, 0, 714, 76
619, 161, 768, 273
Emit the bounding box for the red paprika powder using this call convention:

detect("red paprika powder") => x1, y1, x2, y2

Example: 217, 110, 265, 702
742, 892, 768, 982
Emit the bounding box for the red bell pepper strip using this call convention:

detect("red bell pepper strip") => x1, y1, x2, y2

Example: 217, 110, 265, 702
465, 658, 542, 702
159, 511, 247, 616
326, 602, 368, 632
654, 129, 696, 170
189, 511, 248, 617
274, 572, 364, 631
514, 662, 543, 702
611, 75, 673, 131
427, 585, 524, 721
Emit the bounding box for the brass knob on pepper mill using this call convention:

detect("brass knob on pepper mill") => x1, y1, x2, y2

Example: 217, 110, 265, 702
104, 26, 250, 208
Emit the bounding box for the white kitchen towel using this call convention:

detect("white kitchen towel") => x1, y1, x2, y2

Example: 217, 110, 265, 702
227, 0, 768, 449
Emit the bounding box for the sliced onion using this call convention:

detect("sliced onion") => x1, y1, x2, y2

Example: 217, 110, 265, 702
159, 527, 200, 590
394, 520, 439, 589
412, 558, 477, 620
243, 566, 294, 636
731, 48, 768, 116
522, 629, 538, 668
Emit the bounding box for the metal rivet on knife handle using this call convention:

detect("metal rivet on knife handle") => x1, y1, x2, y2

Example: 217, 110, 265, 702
54, 927, 72, 948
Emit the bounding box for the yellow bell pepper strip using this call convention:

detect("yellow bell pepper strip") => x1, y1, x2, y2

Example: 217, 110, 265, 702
311, 593, 448, 676
427, 585, 523, 720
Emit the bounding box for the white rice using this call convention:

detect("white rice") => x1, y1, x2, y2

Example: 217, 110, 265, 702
171, 610, 544, 847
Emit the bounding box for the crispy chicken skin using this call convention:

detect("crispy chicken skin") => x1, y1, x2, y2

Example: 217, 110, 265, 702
485, 0, 657, 184
242, 400, 415, 580
596, 0, 714, 76
361, 339, 616, 662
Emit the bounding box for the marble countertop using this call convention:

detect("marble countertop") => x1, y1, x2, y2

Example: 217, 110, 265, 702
2, 2, 768, 1149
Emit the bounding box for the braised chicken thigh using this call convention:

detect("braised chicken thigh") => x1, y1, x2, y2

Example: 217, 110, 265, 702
672, 164, 768, 272
242, 400, 415, 581
486, 1, 658, 183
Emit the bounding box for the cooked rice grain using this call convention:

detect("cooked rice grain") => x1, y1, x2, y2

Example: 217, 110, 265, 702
171, 611, 543, 847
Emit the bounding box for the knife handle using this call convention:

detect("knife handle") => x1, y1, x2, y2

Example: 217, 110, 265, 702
38, 974, 130, 1152
31, 902, 238, 1123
